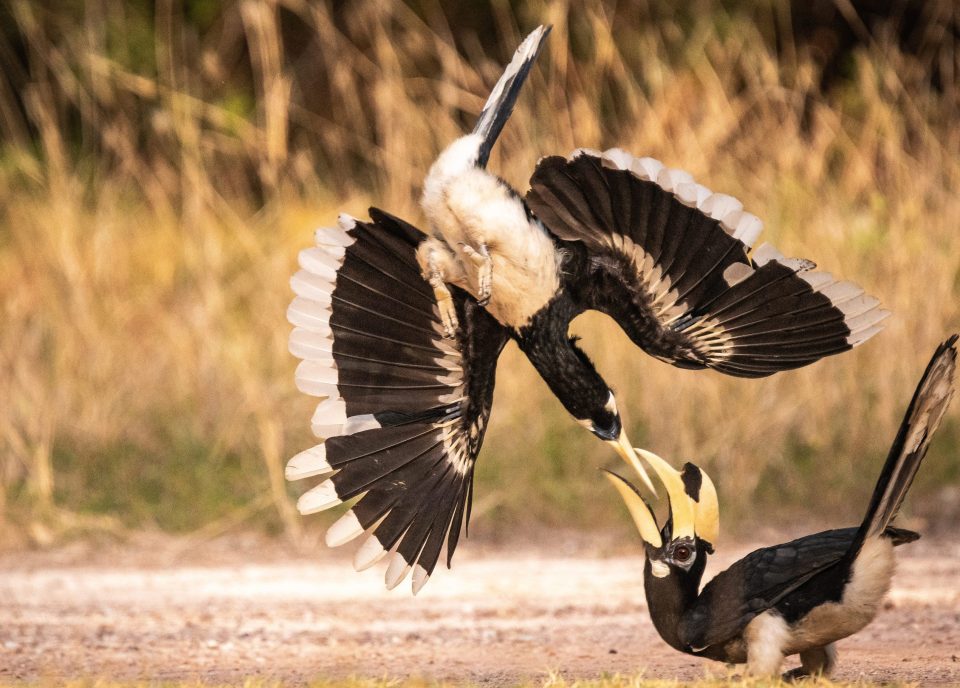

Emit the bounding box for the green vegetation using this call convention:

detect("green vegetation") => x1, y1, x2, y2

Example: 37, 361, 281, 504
1, 1, 958, 547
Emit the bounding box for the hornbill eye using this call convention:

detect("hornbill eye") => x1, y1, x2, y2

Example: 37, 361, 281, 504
673, 545, 692, 562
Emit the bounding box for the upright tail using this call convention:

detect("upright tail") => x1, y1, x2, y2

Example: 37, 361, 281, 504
473, 25, 551, 168
851, 335, 958, 554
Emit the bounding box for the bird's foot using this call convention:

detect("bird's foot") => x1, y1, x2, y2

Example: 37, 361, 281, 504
417, 239, 462, 338
781, 668, 810, 682
428, 272, 459, 338
460, 242, 492, 306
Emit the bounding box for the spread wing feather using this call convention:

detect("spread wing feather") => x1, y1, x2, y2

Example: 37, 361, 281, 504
287, 208, 508, 594
527, 150, 888, 377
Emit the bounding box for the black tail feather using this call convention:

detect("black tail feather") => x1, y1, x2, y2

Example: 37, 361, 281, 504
849, 335, 957, 557
473, 25, 551, 167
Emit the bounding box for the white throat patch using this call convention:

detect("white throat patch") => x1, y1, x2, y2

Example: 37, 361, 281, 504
650, 559, 671, 578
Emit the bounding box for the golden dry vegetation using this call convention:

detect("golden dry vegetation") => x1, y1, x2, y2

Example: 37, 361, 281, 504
0, 1, 958, 546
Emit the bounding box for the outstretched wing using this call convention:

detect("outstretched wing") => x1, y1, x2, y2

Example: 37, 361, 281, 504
287, 208, 508, 594
679, 528, 855, 651
527, 150, 888, 377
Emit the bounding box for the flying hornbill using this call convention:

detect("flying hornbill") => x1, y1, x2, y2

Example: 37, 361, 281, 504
285, 26, 888, 593
605, 335, 957, 678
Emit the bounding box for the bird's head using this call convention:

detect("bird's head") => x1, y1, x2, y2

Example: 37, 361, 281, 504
575, 389, 658, 495
580, 390, 621, 441
603, 451, 719, 578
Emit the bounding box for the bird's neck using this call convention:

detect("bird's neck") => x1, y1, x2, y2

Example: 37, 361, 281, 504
515, 292, 607, 423
643, 558, 703, 654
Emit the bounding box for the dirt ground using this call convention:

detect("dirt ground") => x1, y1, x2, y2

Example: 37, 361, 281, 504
1, 534, 958, 686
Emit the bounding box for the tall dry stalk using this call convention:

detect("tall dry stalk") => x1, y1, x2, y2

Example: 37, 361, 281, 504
0, 1, 957, 543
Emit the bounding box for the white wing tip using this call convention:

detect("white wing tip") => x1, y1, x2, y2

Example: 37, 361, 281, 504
296, 480, 341, 515
295, 359, 339, 397
285, 444, 332, 481
384, 553, 411, 590
325, 510, 364, 547
336, 214, 357, 230
353, 535, 388, 571
848, 322, 886, 347
568, 148, 764, 246
314, 223, 355, 248
411, 564, 430, 595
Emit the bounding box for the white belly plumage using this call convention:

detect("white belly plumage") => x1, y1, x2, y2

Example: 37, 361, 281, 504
786, 536, 895, 652
742, 536, 896, 676
418, 135, 562, 329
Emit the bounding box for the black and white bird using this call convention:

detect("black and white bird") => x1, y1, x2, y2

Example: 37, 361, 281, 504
286, 26, 888, 593
605, 335, 957, 678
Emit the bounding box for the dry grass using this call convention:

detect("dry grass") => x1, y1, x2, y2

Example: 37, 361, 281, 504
0, 1, 958, 545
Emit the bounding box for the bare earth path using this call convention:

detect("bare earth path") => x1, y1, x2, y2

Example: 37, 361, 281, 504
1, 537, 958, 685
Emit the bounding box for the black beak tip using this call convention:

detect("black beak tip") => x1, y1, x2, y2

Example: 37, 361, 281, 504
592, 425, 618, 442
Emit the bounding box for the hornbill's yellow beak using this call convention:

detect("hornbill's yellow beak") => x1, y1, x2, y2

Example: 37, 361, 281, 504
636, 447, 719, 546
603, 469, 662, 547
604, 447, 720, 549
606, 429, 657, 496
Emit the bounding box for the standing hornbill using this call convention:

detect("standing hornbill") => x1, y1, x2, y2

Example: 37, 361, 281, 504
605, 335, 957, 678
286, 26, 888, 593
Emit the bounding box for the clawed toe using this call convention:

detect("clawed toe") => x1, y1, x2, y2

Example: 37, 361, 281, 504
459, 242, 492, 305
431, 280, 459, 337
781, 668, 809, 682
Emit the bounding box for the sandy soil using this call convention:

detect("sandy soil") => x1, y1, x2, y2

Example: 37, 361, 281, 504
1, 535, 958, 685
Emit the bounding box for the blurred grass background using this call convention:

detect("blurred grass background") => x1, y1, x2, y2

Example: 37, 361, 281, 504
1, 0, 958, 549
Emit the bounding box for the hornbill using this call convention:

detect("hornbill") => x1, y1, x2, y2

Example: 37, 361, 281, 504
286, 26, 888, 593
605, 335, 957, 678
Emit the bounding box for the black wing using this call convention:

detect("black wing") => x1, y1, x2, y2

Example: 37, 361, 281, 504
678, 528, 856, 651
527, 150, 888, 377
287, 208, 508, 594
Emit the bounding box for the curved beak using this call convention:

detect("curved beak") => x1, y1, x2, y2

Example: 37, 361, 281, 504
602, 469, 662, 548
606, 429, 657, 496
